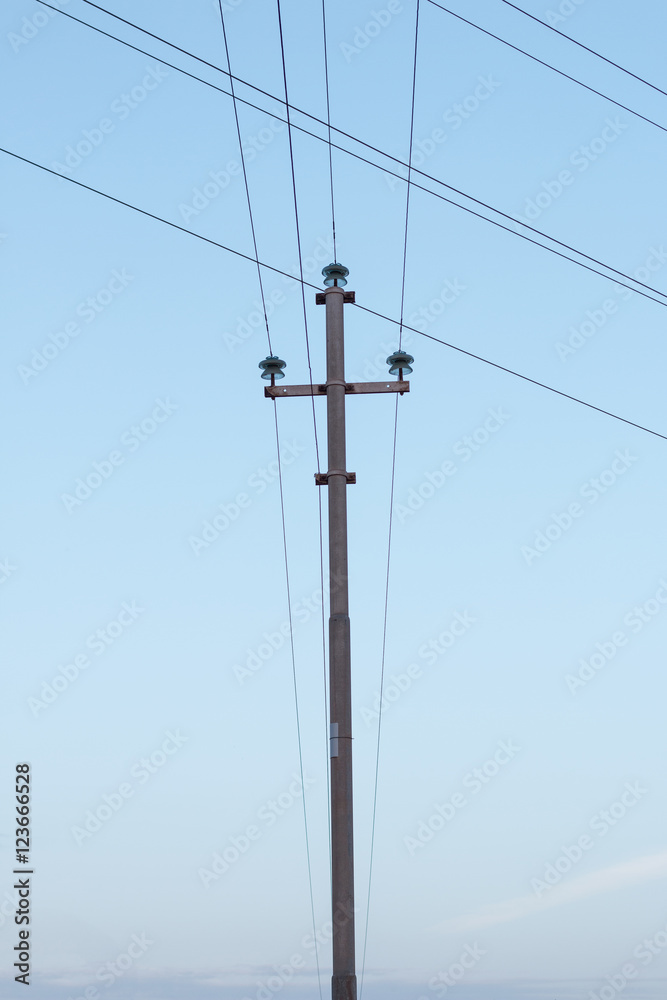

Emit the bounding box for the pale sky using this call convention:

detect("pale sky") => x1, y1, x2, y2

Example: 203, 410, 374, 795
2, 0, 667, 997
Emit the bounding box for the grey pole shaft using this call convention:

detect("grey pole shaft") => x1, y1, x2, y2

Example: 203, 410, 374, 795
325, 285, 357, 1000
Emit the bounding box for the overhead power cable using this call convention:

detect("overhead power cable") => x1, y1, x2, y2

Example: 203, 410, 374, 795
359, 395, 400, 1000
211, 9, 323, 999
274, 0, 332, 915
4, 144, 666, 444
499, 0, 667, 100
398, 0, 421, 349
321, 0, 337, 262
357, 301, 667, 443
276, 0, 332, 912
216, 0, 272, 353
320, 0, 335, 877
426, 0, 667, 135
269, 396, 324, 1000
361, 11, 420, 990
36, 0, 667, 305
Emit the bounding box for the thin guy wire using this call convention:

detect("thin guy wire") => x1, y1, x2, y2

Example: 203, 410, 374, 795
319, 0, 335, 874
321, 0, 337, 262
216, 0, 272, 352
398, 0, 421, 349
216, 5, 318, 983
318, 484, 333, 885
271, 400, 323, 1000
359, 394, 400, 999
275, 0, 331, 963
426, 0, 667, 135
499, 0, 667, 99
34, 1, 667, 305
275, 0, 322, 469
5, 147, 667, 442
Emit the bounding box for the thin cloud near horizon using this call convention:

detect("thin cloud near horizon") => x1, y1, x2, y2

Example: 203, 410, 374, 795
433, 850, 667, 933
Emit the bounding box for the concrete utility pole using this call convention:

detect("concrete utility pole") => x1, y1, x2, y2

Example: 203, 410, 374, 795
260, 263, 413, 1000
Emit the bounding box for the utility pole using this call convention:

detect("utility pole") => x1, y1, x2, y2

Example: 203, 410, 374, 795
259, 263, 413, 1000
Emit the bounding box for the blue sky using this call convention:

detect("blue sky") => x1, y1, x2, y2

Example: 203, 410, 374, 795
2, 0, 667, 997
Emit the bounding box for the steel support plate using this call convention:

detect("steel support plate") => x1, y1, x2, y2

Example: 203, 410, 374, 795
265, 381, 409, 398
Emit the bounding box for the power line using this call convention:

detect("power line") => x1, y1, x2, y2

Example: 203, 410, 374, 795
321, 0, 337, 262
355, 301, 667, 443
4, 144, 666, 444
0, 146, 315, 285
398, 0, 421, 349
35, 0, 667, 305
426, 0, 667, 136
274, 0, 323, 442
216, 0, 272, 353
499, 0, 667, 100
361, 6, 419, 988
274, 0, 332, 941
320, 0, 335, 882
359, 395, 400, 1000
270, 398, 323, 1000
213, 9, 322, 995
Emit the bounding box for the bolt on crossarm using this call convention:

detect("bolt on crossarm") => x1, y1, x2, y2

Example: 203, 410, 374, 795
258, 263, 413, 1000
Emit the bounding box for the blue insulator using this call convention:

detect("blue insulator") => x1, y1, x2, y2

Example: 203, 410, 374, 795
386, 350, 414, 376
322, 262, 349, 287
258, 356, 286, 381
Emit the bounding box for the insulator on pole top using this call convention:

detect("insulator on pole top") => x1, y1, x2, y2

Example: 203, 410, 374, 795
386, 350, 414, 376
258, 355, 286, 384
322, 262, 349, 287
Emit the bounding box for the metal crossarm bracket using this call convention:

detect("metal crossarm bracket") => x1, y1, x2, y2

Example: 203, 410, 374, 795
316, 291, 355, 304
265, 380, 409, 398
315, 471, 356, 485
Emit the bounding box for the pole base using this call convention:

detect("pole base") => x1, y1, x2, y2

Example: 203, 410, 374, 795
332, 974, 357, 1000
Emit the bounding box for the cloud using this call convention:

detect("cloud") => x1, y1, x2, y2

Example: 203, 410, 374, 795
434, 850, 667, 933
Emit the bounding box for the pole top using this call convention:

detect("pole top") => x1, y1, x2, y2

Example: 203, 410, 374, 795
322, 262, 349, 287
